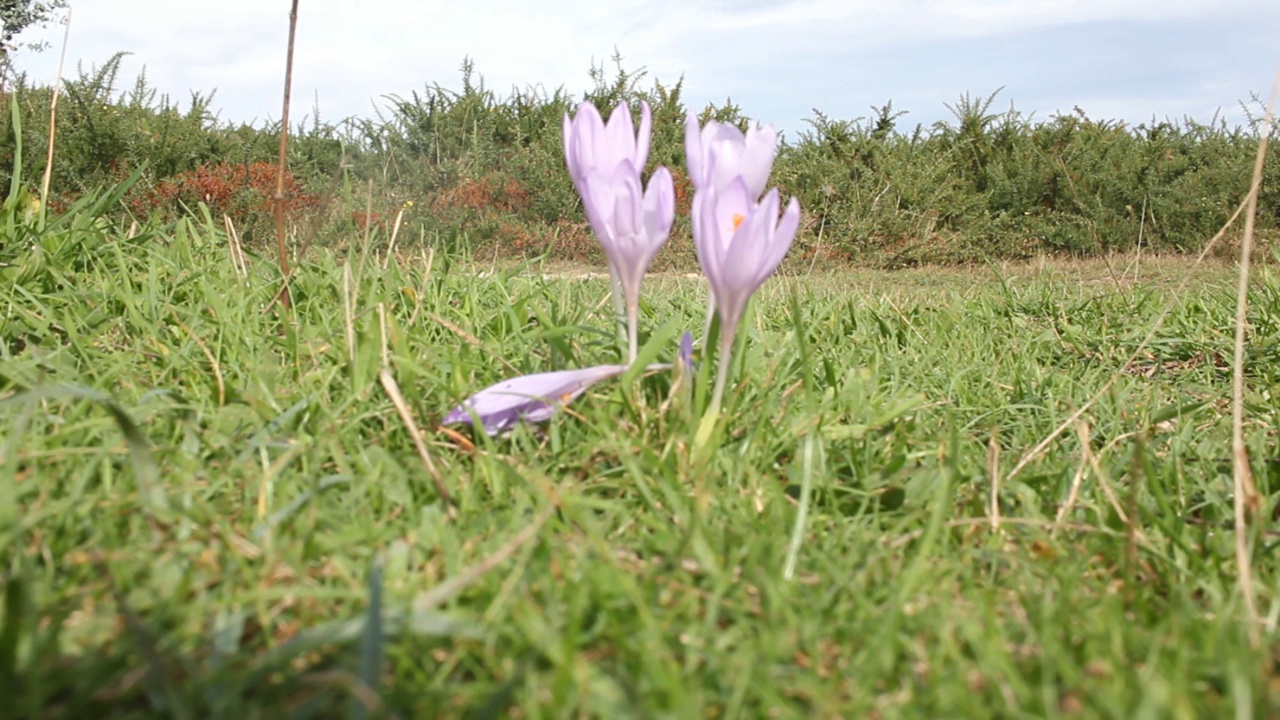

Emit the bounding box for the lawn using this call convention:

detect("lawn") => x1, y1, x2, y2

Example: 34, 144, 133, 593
2, 212, 1278, 717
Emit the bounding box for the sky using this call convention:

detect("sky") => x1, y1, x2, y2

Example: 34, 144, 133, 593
11, 1, 1280, 141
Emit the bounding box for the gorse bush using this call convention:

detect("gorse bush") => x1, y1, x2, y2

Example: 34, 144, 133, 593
127, 160, 319, 241
1, 53, 1276, 265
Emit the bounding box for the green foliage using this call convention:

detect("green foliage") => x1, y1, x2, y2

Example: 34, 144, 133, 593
0, 53, 1276, 266
0, 52, 343, 242
0, 94, 146, 304
0, 0, 65, 53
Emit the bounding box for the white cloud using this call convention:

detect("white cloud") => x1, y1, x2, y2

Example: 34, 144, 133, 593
10, 0, 1278, 133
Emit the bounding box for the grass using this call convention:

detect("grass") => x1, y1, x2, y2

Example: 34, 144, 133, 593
1, 203, 1278, 718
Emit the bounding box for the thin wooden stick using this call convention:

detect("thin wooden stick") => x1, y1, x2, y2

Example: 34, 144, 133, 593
272, 0, 300, 310
1052, 422, 1091, 536
414, 505, 553, 610
1005, 191, 1253, 485
224, 215, 248, 278
39, 8, 72, 209
1227, 63, 1279, 648
379, 368, 455, 512
987, 430, 1001, 533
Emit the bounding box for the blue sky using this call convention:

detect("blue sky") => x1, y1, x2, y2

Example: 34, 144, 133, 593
12, 1, 1280, 140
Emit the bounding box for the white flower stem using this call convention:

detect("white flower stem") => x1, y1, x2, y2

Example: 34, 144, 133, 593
627, 300, 639, 365
694, 325, 736, 449
607, 263, 626, 349
701, 279, 716, 344
708, 326, 736, 416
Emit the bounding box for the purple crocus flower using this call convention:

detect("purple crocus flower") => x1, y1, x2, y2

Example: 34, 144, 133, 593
685, 111, 778, 198
564, 100, 673, 363
685, 112, 780, 340
443, 364, 630, 437
564, 101, 652, 194
692, 178, 801, 411
579, 163, 675, 362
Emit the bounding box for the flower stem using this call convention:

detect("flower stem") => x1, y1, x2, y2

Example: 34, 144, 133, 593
627, 301, 639, 365
694, 328, 736, 449
701, 285, 716, 345
607, 262, 626, 349
708, 326, 736, 417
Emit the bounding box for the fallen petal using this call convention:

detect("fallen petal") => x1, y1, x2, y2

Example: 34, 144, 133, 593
443, 365, 629, 437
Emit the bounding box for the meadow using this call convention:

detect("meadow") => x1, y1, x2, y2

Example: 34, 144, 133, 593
1, 54, 1279, 718
3, 198, 1279, 716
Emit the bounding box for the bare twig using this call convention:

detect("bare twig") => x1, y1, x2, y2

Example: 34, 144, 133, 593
224, 215, 248, 278
378, 368, 455, 512
1228, 63, 1279, 648
414, 504, 553, 610
39, 8, 72, 208
404, 247, 435, 328
1005, 190, 1254, 484
343, 263, 356, 366
272, 0, 301, 310
1051, 422, 1091, 536
428, 312, 519, 374
1077, 422, 1138, 537
1130, 195, 1148, 282
171, 310, 226, 407
382, 206, 406, 270
987, 430, 1001, 533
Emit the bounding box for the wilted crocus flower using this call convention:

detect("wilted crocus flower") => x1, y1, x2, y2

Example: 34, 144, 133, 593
443, 365, 630, 437
692, 178, 801, 412
684, 111, 778, 197
564, 101, 671, 361
579, 164, 675, 363
444, 356, 681, 437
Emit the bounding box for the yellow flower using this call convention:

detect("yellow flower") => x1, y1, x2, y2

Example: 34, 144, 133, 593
22, 194, 42, 222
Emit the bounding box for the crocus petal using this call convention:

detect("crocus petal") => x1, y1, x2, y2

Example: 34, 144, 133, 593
580, 163, 674, 311
692, 178, 752, 293
443, 364, 630, 436
685, 111, 779, 198
641, 166, 676, 247
760, 197, 802, 282
565, 100, 652, 190
693, 181, 801, 339
685, 112, 707, 191
736, 124, 779, 198
635, 101, 652, 171
564, 102, 607, 187
602, 103, 636, 171
678, 330, 695, 372
720, 189, 782, 292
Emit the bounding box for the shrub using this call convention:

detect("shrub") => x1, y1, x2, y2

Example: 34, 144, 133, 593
126, 161, 318, 242
1, 53, 1275, 266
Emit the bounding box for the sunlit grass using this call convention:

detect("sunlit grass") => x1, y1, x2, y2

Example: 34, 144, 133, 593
1, 202, 1278, 716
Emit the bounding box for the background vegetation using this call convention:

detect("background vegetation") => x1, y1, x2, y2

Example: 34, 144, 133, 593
2, 52, 1277, 268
